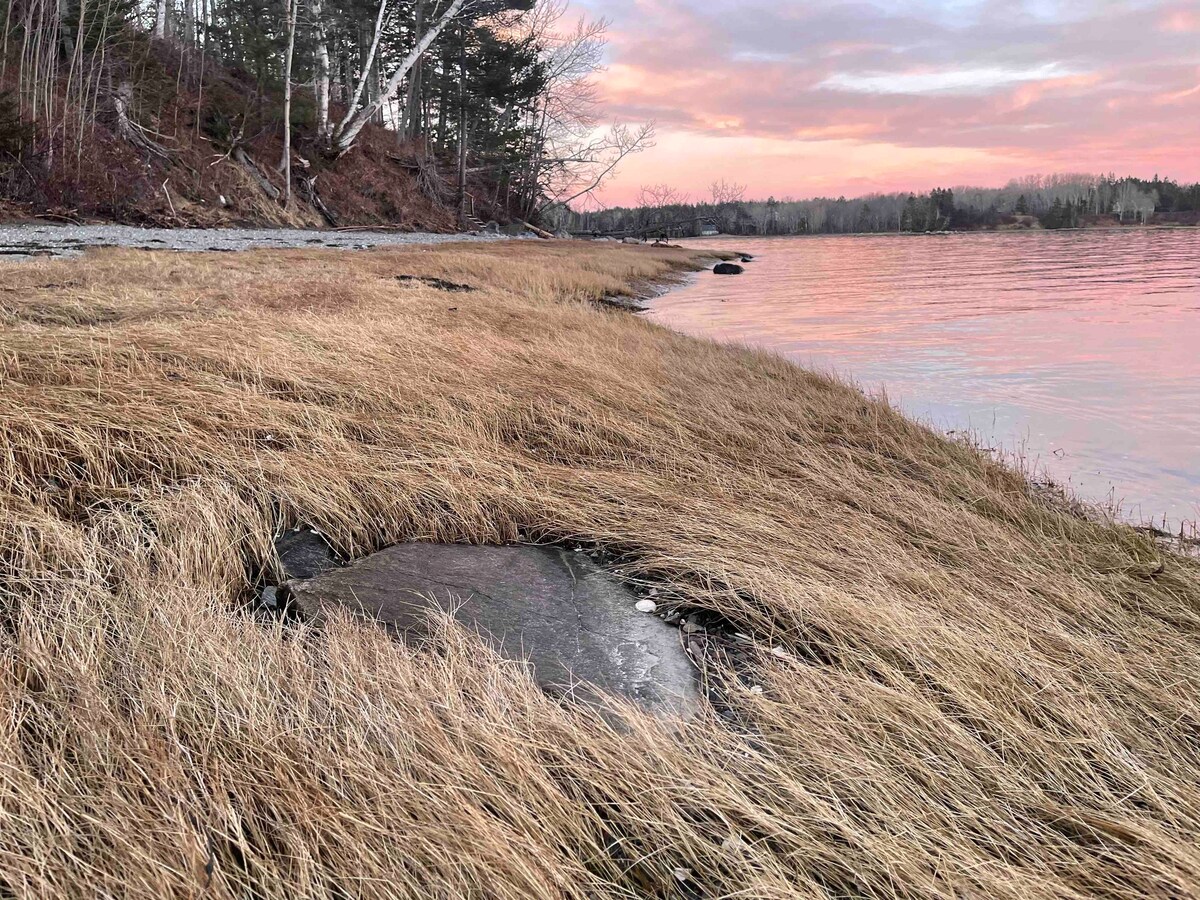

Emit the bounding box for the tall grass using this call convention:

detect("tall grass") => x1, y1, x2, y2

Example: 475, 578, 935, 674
1, 242, 1199, 898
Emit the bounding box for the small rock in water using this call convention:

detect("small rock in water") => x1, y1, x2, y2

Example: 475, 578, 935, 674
713, 262, 744, 275
635, 598, 658, 614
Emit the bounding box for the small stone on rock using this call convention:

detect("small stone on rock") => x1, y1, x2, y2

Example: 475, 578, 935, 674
635, 598, 658, 614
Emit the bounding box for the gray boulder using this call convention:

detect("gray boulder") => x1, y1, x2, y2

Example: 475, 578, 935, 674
276, 528, 338, 580
289, 544, 699, 717
713, 263, 745, 275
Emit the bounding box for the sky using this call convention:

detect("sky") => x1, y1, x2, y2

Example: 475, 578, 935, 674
571, 0, 1200, 205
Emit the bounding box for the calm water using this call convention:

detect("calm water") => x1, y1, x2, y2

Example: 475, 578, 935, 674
650, 229, 1200, 528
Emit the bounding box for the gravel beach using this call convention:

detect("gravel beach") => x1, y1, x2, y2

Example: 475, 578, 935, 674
0, 223, 512, 260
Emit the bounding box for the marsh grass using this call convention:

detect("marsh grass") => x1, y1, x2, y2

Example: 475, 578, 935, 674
1, 242, 1199, 898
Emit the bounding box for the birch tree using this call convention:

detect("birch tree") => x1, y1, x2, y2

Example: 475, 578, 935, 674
310, 0, 332, 140
329, 0, 470, 155
278, 0, 299, 204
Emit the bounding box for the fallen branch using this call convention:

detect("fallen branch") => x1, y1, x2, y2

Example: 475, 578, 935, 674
519, 220, 554, 240
233, 147, 281, 202
300, 174, 337, 226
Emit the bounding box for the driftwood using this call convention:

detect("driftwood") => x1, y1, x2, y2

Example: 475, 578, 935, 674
518, 219, 554, 240
233, 147, 281, 202
300, 174, 337, 226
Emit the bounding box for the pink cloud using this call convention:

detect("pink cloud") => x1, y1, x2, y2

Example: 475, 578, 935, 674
1161, 8, 1199, 32
577, 0, 1200, 202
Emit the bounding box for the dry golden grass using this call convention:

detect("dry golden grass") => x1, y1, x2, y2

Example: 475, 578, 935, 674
1, 241, 1199, 899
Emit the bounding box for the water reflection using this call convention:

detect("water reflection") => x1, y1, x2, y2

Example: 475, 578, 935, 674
648, 229, 1200, 527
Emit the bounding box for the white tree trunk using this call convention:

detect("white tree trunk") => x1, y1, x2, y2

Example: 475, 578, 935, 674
338, 0, 388, 134
154, 0, 167, 39
279, 0, 298, 204
332, 0, 468, 155
310, 0, 331, 140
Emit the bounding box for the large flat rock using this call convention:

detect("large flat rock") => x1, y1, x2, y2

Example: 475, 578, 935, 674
289, 544, 699, 716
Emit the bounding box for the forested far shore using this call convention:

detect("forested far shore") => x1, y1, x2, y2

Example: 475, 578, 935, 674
561, 174, 1200, 238
0, 0, 651, 228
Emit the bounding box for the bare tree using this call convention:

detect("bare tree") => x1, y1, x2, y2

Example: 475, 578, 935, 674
709, 178, 746, 206
515, 2, 655, 218
638, 184, 689, 209
537, 121, 656, 214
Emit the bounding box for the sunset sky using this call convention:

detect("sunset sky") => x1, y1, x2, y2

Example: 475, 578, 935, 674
572, 0, 1200, 205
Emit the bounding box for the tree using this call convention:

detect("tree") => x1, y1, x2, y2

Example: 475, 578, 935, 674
328, 0, 468, 154
512, 2, 654, 219
709, 178, 746, 206
309, 0, 333, 140
537, 121, 655, 215
278, 0, 299, 204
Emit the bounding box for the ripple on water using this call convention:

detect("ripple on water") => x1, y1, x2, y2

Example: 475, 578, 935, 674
650, 229, 1200, 528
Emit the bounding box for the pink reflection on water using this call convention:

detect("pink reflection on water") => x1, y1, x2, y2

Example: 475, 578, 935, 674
648, 229, 1200, 526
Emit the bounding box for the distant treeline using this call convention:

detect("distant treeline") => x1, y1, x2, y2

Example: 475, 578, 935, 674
561, 174, 1200, 237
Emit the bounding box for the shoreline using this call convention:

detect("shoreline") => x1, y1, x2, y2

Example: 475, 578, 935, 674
642, 238, 1200, 549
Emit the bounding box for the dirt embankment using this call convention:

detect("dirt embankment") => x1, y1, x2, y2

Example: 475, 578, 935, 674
0, 41, 506, 231
2, 242, 1200, 898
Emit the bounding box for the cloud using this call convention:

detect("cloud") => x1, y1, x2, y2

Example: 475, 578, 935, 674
819, 63, 1079, 96
572, 0, 1200, 201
